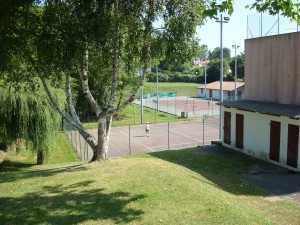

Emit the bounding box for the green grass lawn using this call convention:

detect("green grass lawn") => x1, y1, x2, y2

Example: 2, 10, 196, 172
0, 132, 79, 172
84, 105, 188, 129
1, 146, 300, 224
143, 82, 199, 96
83, 82, 198, 129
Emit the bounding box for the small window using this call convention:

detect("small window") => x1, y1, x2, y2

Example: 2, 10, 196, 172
201, 89, 203, 93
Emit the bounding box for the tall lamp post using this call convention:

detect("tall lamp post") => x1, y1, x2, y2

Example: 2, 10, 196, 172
140, 70, 144, 124
204, 56, 207, 98
215, 13, 229, 140
156, 65, 159, 112
232, 44, 240, 100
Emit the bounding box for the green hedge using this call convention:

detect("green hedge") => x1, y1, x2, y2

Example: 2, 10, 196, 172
147, 72, 200, 83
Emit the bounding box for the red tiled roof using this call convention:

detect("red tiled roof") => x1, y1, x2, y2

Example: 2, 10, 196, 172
198, 81, 244, 91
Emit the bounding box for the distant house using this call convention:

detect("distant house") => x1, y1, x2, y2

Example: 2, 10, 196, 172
219, 32, 300, 172
197, 81, 244, 101
193, 58, 210, 67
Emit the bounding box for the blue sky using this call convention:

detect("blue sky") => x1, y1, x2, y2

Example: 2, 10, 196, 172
197, 1, 257, 56
197, 0, 299, 56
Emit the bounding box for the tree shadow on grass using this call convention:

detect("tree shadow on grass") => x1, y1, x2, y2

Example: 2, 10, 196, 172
0, 163, 88, 184
148, 147, 268, 197
0, 181, 145, 224
0, 159, 34, 171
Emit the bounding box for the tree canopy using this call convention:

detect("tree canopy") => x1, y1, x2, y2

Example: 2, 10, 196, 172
210, 47, 231, 61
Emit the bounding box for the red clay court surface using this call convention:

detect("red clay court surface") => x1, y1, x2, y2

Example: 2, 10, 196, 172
75, 117, 220, 160
142, 97, 220, 118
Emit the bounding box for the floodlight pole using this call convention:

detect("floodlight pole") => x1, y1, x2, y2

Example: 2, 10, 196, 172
204, 56, 207, 98
141, 85, 144, 124
232, 44, 240, 100
156, 65, 159, 112
140, 70, 144, 124
297, 0, 300, 32
215, 13, 229, 140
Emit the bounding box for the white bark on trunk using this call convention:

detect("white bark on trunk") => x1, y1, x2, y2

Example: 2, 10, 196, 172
81, 36, 102, 117
102, 11, 152, 118
66, 70, 82, 126
41, 76, 98, 154
93, 117, 107, 160
104, 115, 113, 154
108, 0, 120, 111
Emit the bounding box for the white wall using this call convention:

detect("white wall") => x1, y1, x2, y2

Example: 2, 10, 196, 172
197, 89, 231, 100
222, 107, 300, 171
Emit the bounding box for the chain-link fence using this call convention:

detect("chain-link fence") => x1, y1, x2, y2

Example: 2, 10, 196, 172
135, 96, 219, 119
63, 118, 91, 161
247, 10, 299, 39
63, 117, 220, 161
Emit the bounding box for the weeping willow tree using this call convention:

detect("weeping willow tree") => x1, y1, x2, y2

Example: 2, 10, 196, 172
0, 78, 65, 164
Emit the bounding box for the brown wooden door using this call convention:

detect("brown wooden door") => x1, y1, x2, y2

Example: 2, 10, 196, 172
224, 111, 231, 144
269, 121, 281, 162
236, 114, 244, 149
209, 90, 212, 97
287, 124, 299, 168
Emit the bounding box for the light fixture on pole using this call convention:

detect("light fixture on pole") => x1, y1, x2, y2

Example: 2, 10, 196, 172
215, 13, 229, 140
232, 44, 240, 100
204, 55, 207, 98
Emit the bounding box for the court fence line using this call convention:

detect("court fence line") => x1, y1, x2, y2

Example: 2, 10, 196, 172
63, 117, 220, 161
134, 96, 219, 119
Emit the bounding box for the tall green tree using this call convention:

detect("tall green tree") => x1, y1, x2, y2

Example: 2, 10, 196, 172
206, 58, 229, 83
198, 44, 209, 59
229, 52, 245, 80
0, 79, 65, 164
0, 1, 67, 164
210, 47, 231, 61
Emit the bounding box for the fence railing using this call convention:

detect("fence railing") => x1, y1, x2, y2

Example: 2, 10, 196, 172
135, 96, 219, 119
63, 118, 90, 161
63, 117, 220, 161
247, 11, 299, 39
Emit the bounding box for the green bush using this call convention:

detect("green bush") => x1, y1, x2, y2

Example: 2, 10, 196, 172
147, 72, 198, 83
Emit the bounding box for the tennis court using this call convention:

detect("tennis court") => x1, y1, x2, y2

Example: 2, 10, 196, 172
138, 96, 220, 118
68, 117, 220, 160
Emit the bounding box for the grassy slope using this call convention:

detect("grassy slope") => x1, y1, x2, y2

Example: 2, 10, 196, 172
143, 82, 199, 96
0, 148, 300, 225
84, 82, 198, 128
0, 132, 79, 172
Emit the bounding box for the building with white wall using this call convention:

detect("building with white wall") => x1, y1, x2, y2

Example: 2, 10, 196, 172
219, 32, 300, 171
197, 81, 244, 101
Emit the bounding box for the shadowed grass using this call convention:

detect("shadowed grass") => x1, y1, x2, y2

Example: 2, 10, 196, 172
0, 132, 79, 172
1, 147, 300, 224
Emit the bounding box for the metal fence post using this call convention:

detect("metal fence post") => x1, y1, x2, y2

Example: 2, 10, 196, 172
168, 122, 170, 150
129, 125, 132, 155
203, 116, 205, 146
175, 97, 177, 121
86, 141, 88, 161
79, 132, 82, 158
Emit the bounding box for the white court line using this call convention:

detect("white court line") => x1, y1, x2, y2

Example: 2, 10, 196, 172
150, 141, 200, 149
120, 130, 154, 152
170, 130, 201, 142
148, 138, 221, 151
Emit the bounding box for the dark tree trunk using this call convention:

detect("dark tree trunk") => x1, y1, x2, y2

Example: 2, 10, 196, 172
37, 150, 45, 165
